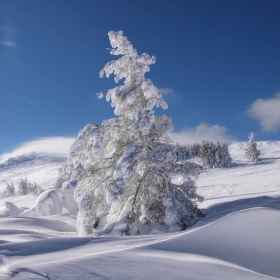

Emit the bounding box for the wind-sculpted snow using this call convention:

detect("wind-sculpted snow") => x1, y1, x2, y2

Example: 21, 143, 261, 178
5, 180, 79, 219
20, 188, 64, 217
0, 141, 280, 278
62, 180, 78, 216
0, 206, 279, 279
5, 202, 23, 217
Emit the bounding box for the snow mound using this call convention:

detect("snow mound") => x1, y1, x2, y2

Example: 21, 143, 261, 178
0, 207, 279, 279
5, 202, 23, 217
20, 189, 64, 217
62, 180, 78, 216
145, 207, 280, 279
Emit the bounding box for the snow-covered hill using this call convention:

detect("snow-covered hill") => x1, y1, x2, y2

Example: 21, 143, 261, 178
0, 142, 280, 279
198, 141, 280, 208
0, 154, 65, 211
0, 154, 65, 191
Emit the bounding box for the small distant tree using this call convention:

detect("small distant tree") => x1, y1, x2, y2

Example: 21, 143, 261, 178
214, 141, 232, 168
190, 143, 201, 157
28, 181, 42, 195
245, 133, 260, 162
200, 140, 215, 168
199, 140, 232, 168
17, 177, 29, 196
4, 182, 15, 197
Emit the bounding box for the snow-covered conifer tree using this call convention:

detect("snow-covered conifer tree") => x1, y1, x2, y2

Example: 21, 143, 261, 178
28, 182, 42, 195
199, 140, 232, 168
68, 31, 203, 235
214, 141, 232, 168
18, 177, 29, 196
190, 143, 201, 157
199, 140, 215, 168
4, 182, 15, 197
245, 133, 260, 162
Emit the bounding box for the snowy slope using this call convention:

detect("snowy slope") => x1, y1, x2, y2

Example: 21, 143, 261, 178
0, 154, 65, 191
0, 142, 280, 279
0, 155, 65, 211
198, 141, 280, 208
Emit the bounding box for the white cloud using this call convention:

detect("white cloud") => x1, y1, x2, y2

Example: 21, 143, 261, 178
158, 88, 174, 95
171, 123, 237, 145
0, 137, 76, 163
247, 93, 280, 132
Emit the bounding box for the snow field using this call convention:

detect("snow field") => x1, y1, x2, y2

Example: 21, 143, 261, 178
0, 141, 279, 279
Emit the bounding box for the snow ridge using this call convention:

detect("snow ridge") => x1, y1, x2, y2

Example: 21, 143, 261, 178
0, 154, 66, 170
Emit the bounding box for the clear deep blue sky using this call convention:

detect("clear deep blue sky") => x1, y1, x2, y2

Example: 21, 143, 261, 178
1, 0, 280, 154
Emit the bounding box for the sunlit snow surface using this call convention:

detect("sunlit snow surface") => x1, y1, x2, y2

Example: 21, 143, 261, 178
0, 142, 280, 279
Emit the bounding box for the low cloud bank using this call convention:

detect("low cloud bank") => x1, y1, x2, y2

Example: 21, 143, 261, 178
0, 126, 237, 163
0, 137, 76, 163
247, 93, 280, 132
171, 123, 237, 145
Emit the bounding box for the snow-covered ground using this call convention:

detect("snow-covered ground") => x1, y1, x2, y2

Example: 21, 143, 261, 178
0, 142, 280, 279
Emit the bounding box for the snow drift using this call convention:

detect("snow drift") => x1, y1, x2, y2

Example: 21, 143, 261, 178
0, 140, 280, 279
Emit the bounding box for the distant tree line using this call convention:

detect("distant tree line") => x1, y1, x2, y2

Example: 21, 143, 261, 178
2, 177, 42, 198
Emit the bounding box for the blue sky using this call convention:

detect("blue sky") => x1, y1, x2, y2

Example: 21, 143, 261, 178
1, 0, 280, 156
